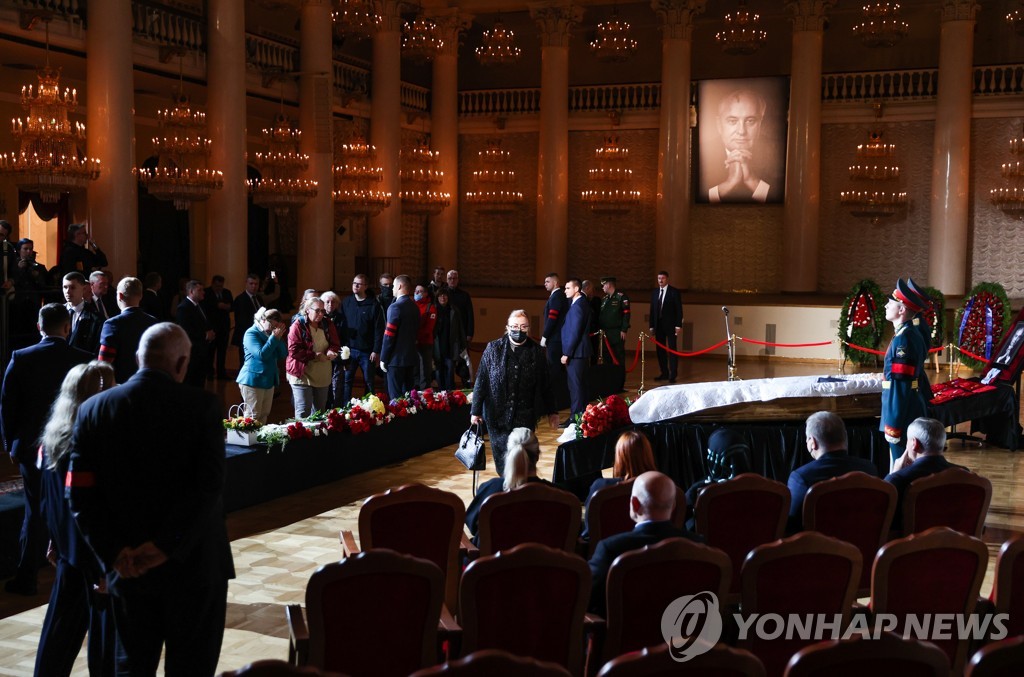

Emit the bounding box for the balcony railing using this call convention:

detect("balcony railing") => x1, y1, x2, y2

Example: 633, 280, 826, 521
459, 83, 661, 117
10, 0, 80, 18
131, 0, 203, 52
245, 34, 296, 75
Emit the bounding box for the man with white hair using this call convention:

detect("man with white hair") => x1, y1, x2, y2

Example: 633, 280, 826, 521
885, 417, 968, 530
68, 323, 234, 675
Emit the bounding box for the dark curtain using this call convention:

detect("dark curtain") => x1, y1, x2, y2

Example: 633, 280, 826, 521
137, 156, 190, 311
246, 165, 270, 278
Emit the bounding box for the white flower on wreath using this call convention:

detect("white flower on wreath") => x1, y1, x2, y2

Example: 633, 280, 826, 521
407, 405, 418, 415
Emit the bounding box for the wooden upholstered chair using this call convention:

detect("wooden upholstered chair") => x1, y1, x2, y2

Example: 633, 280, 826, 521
694, 473, 790, 602
966, 635, 1024, 677
902, 467, 992, 538
870, 526, 989, 674
783, 632, 949, 677
286, 550, 445, 677
803, 471, 896, 597
740, 531, 862, 677
458, 543, 591, 675
339, 482, 465, 609
409, 649, 571, 677
582, 480, 686, 558
475, 483, 582, 557
991, 534, 1024, 638
596, 642, 765, 677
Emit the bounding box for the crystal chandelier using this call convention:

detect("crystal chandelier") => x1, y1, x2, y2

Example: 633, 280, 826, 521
581, 136, 641, 214
839, 131, 907, 225
402, 16, 444, 63
476, 19, 522, 66
464, 140, 523, 212
333, 137, 391, 216
0, 21, 100, 202
715, 1, 767, 56
400, 141, 451, 216
246, 114, 318, 216
135, 92, 223, 210
990, 127, 1024, 219
853, 2, 910, 48
332, 0, 380, 40
1008, 5, 1024, 36
589, 11, 638, 63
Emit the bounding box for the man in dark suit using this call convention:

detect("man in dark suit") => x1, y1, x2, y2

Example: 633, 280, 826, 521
541, 273, 568, 405
588, 471, 703, 615
380, 274, 420, 399
1, 303, 92, 595
140, 272, 166, 321
176, 279, 214, 388
98, 276, 159, 384
649, 270, 683, 383
68, 323, 234, 675
232, 274, 263, 367
203, 275, 233, 379
88, 271, 118, 322
63, 271, 102, 356
787, 411, 879, 532
885, 417, 967, 530
60, 223, 108, 276
561, 277, 592, 423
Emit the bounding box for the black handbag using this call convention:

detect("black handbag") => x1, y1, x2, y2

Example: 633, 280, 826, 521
454, 423, 486, 471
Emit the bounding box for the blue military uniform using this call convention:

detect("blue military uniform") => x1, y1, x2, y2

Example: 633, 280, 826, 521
881, 321, 929, 463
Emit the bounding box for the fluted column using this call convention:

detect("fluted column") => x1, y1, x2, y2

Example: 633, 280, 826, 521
297, 0, 334, 294
369, 0, 404, 269
781, 0, 832, 292
652, 0, 704, 288
86, 0, 136, 277
530, 4, 582, 279
206, 0, 247, 285
430, 11, 471, 272
929, 0, 980, 295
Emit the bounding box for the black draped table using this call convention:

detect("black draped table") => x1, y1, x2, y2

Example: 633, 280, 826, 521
927, 383, 1020, 451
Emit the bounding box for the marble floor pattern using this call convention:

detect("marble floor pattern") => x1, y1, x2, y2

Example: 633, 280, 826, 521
0, 356, 1021, 675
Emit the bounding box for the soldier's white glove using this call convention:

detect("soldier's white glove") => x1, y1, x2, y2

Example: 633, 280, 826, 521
540, 336, 547, 347
380, 362, 388, 373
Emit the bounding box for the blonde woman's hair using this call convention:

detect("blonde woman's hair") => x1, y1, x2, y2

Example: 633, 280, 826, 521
503, 427, 541, 491
253, 306, 283, 326
42, 361, 115, 469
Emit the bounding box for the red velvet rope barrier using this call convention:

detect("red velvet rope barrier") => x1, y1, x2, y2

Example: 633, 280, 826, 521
954, 345, 988, 363
738, 336, 833, 348
648, 336, 730, 357
625, 339, 642, 373
928, 346, 943, 354
602, 333, 620, 366
841, 340, 887, 356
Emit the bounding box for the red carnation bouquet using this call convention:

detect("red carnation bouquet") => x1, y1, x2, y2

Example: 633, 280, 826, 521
346, 405, 373, 435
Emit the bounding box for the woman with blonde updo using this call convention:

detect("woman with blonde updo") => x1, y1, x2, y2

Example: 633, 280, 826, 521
236, 306, 288, 424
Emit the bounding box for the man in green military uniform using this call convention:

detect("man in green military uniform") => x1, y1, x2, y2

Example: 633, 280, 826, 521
599, 276, 630, 372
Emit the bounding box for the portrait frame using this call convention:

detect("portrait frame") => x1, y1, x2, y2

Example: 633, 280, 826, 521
695, 76, 790, 205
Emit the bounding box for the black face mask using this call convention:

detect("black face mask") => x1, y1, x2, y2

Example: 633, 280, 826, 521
508, 330, 527, 343
380, 285, 392, 297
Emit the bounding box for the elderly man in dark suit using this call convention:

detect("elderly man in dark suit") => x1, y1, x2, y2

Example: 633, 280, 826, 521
1, 303, 92, 595
380, 274, 420, 399
588, 471, 703, 615
649, 270, 683, 383
176, 279, 215, 388
98, 276, 159, 384
561, 277, 592, 423
885, 417, 967, 530
786, 411, 879, 533
68, 323, 235, 675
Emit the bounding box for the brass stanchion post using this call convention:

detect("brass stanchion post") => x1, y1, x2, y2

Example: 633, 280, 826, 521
637, 332, 646, 397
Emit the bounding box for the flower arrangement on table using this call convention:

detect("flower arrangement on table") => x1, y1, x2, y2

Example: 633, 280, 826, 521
223, 416, 261, 432
576, 394, 633, 440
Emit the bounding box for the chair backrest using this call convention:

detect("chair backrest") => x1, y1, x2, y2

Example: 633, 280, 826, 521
694, 473, 791, 599
902, 468, 992, 537
992, 534, 1024, 637
803, 471, 896, 595
459, 543, 590, 675
784, 631, 949, 677
358, 482, 466, 609
597, 642, 766, 677
409, 649, 571, 677
603, 537, 732, 660
304, 549, 443, 676
477, 483, 583, 557
741, 531, 862, 677
587, 480, 689, 557
871, 526, 989, 674
966, 635, 1024, 677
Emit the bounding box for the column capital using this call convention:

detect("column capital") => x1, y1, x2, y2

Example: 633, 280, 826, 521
651, 0, 706, 40
530, 3, 584, 48
941, 0, 980, 22
373, 0, 403, 33
430, 9, 473, 58
785, 0, 835, 32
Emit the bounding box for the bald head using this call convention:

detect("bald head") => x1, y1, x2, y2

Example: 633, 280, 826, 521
137, 323, 191, 382
630, 471, 677, 523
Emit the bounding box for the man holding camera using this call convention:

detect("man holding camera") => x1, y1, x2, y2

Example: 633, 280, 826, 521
60, 223, 107, 276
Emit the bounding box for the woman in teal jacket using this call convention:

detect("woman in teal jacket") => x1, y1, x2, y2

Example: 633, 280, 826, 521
236, 307, 288, 424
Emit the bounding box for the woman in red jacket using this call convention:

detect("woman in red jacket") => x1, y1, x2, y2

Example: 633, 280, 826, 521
414, 284, 437, 389
286, 296, 340, 418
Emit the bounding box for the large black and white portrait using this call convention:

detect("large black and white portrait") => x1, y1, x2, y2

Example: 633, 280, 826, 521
696, 77, 789, 204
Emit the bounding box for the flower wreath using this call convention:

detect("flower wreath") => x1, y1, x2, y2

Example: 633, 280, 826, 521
919, 285, 945, 350
838, 279, 885, 365
955, 282, 1011, 370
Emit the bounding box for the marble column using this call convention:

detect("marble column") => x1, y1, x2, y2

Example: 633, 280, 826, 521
652, 0, 704, 289
531, 4, 582, 280
782, 0, 833, 293
430, 11, 470, 273
86, 0, 136, 277
369, 0, 404, 272
928, 0, 980, 296
297, 0, 335, 294
206, 0, 247, 286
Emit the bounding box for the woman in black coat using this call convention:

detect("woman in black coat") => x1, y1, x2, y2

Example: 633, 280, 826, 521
470, 309, 559, 476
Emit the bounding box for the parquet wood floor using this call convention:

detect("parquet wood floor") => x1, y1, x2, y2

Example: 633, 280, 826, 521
0, 356, 1020, 676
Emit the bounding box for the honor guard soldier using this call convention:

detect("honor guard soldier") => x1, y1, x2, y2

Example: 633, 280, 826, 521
881, 278, 930, 469
598, 276, 630, 371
